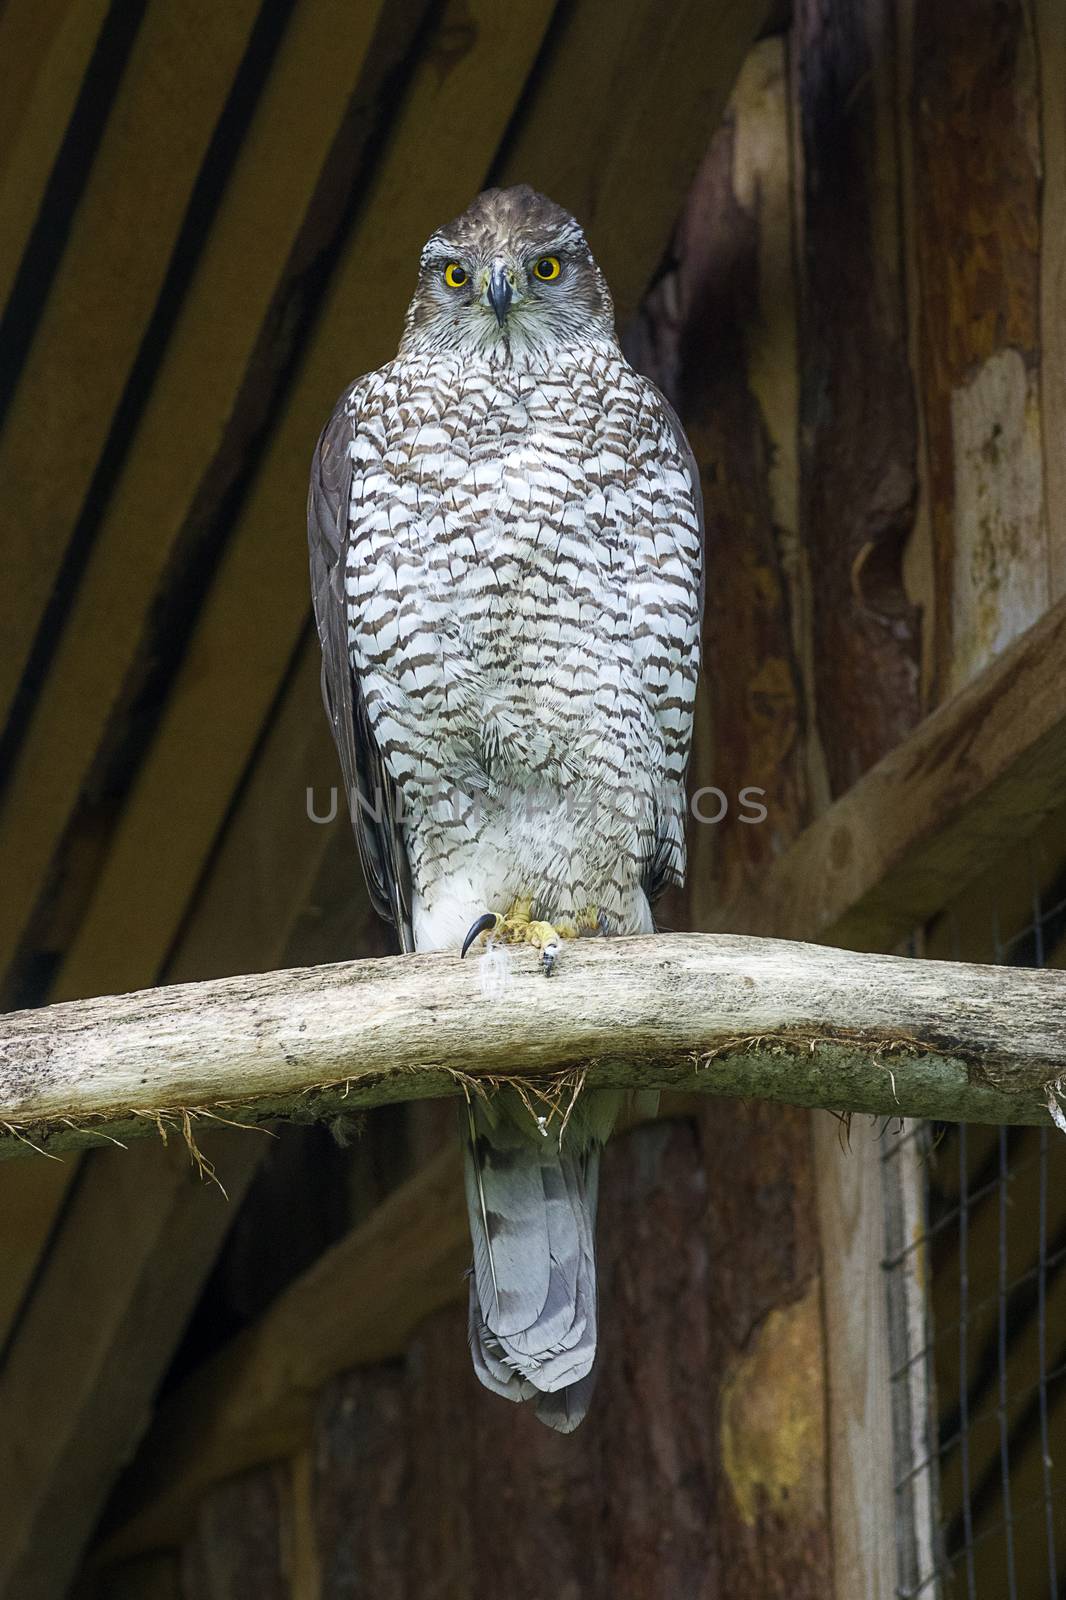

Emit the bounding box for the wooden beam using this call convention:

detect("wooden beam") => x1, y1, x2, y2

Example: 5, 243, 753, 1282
0, 0, 428, 993
1036, 0, 1066, 601
96, 1141, 469, 1563
0, 1158, 76, 1353
161, 635, 384, 987
0, 1131, 262, 1600
813, 1112, 896, 1598
95, 1090, 833, 1579
178, 1463, 294, 1600
0, 0, 265, 734
2, 935, 1066, 1160
706, 592, 1066, 952
629, 35, 819, 924
39, 0, 557, 1007
911, 0, 1048, 697
794, 0, 921, 795
0, 0, 110, 305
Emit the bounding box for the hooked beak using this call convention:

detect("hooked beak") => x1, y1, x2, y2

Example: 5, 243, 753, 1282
486, 264, 513, 327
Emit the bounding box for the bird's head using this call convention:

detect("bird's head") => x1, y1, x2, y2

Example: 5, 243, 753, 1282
400, 185, 616, 360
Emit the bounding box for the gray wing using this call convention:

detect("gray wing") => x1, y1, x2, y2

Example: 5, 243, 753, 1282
308, 391, 414, 951
660, 389, 706, 627
642, 384, 706, 904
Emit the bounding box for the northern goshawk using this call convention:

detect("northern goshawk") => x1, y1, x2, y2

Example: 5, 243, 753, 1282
309, 185, 703, 1430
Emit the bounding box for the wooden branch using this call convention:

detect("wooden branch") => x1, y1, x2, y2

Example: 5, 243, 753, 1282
2, 934, 1065, 1162
705, 592, 1066, 951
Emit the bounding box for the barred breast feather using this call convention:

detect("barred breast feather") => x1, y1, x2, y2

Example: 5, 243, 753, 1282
312, 345, 701, 953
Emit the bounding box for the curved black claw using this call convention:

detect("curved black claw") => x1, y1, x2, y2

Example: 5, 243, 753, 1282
541, 946, 557, 977
461, 912, 498, 959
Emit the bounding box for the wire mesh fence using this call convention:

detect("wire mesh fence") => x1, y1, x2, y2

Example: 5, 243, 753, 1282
883, 833, 1066, 1598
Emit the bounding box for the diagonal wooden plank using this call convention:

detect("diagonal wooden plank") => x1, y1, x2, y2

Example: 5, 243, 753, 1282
95, 1142, 468, 1565
0, 0, 267, 737
0, 0, 427, 992
0, 1130, 263, 1600
162, 633, 384, 986
46, 0, 560, 1005
0, 0, 112, 300
704, 592, 1066, 953
0, 1159, 77, 1356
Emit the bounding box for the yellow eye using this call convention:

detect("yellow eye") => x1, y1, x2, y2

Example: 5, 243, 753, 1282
443, 262, 468, 289
533, 256, 561, 281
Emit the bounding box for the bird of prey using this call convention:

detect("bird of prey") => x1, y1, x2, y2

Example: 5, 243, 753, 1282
308, 185, 703, 1430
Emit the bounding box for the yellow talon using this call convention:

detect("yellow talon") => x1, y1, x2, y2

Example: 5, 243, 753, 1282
460, 900, 578, 973
526, 919, 576, 976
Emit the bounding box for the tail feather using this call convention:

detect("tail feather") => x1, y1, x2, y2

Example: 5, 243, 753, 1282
460, 1088, 617, 1432
467, 1285, 537, 1400
534, 1367, 598, 1433
501, 1161, 586, 1357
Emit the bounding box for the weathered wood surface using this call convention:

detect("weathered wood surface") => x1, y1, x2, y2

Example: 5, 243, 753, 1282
497, 0, 778, 325
627, 39, 816, 921
179, 1468, 292, 1600
796, 0, 920, 792
2, 935, 1066, 1161
0, 0, 428, 1000
813, 1112, 897, 1598
0, 0, 265, 734
912, 0, 1048, 697
708, 591, 1066, 951
95, 1143, 468, 1563
311, 1369, 406, 1600
0, 1132, 261, 1600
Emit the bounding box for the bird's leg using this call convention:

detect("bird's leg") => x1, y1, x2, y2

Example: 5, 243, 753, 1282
460, 896, 577, 975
